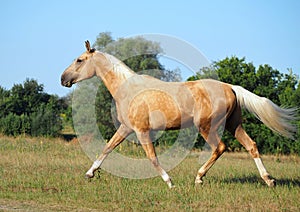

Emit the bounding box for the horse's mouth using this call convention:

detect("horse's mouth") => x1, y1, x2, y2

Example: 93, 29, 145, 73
64, 81, 73, 87
61, 79, 74, 88
61, 74, 77, 87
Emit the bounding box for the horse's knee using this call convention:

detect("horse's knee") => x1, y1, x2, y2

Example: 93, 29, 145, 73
234, 125, 260, 158
249, 142, 259, 158
149, 156, 159, 167
213, 141, 226, 157
102, 147, 113, 155
218, 141, 226, 153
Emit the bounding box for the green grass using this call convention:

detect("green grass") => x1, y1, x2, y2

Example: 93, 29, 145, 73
0, 136, 299, 211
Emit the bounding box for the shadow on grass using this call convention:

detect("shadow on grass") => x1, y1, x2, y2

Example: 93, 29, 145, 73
274, 178, 300, 187
60, 133, 77, 142
220, 175, 300, 187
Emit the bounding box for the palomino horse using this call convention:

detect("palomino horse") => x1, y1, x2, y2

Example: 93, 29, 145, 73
61, 41, 297, 188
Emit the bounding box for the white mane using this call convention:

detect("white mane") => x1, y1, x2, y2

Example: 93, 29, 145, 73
103, 53, 135, 80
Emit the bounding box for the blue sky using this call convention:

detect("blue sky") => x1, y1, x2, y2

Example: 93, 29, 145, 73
0, 0, 299, 96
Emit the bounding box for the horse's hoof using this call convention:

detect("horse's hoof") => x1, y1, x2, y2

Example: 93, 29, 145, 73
85, 172, 94, 179
167, 181, 175, 189
263, 175, 276, 187
169, 184, 176, 189
267, 179, 276, 187
195, 178, 204, 184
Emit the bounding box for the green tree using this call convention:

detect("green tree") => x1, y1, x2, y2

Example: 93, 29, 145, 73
0, 79, 64, 137
93, 32, 114, 51
31, 103, 62, 137
5, 78, 50, 116
254, 64, 282, 104
214, 57, 257, 91
0, 86, 10, 118
278, 69, 298, 106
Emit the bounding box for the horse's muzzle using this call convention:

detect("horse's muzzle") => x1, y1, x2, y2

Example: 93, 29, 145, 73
61, 76, 73, 87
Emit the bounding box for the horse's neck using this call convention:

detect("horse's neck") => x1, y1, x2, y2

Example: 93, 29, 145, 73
103, 53, 135, 80
95, 52, 135, 97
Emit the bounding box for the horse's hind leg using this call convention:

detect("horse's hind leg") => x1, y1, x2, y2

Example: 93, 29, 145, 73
226, 107, 275, 187
137, 131, 174, 188
234, 125, 275, 187
195, 131, 226, 184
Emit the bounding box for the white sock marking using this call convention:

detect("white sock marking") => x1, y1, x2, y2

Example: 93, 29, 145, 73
161, 170, 170, 182
92, 160, 102, 169
86, 160, 102, 176
254, 158, 268, 176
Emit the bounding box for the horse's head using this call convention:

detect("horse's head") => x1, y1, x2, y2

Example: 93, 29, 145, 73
61, 40, 97, 87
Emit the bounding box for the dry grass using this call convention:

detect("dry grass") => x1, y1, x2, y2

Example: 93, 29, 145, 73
0, 136, 299, 211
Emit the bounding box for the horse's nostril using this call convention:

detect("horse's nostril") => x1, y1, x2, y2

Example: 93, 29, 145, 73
61, 77, 65, 85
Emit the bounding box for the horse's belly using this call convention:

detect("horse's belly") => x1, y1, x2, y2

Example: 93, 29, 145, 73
149, 110, 193, 130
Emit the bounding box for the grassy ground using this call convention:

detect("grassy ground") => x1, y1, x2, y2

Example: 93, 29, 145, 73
0, 136, 299, 211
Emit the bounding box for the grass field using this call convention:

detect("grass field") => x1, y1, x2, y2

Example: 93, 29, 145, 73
0, 136, 299, 211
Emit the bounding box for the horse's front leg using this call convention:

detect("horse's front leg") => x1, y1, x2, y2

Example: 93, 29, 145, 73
85, 124, 132, 178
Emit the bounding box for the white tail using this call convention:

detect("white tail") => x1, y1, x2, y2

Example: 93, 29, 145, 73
232, 85, 298, 139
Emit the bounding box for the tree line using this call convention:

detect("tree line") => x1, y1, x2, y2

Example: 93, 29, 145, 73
0, 79, 67, 136
0, 32, 299, 154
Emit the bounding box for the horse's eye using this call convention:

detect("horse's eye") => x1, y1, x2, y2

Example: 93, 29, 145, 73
76, 58, 83, 63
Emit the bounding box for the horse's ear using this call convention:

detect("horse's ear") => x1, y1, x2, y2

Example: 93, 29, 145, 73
85, 40, 96, 53
85, 40, 91, 52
